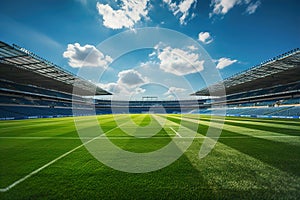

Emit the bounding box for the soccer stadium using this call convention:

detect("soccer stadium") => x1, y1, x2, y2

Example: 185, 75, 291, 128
1, 1, 300, 199
1, 41, 300, 198
0, 42, 299, 119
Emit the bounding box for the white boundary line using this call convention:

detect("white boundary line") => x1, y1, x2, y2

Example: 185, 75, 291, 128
0, 126, 120, 193
1, 116, 299, 192
0, 136, 85, 140
0, 135, 298, 140
169, 127, 182, 138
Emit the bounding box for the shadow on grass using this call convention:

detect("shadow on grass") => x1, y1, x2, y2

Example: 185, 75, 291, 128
200, 118, 300, 137
1, 146, 284, 199
168, 116, 300, 177
226, 116, 300, 127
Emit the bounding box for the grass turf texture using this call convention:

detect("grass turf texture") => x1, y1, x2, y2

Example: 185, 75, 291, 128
0, 114, 299, 199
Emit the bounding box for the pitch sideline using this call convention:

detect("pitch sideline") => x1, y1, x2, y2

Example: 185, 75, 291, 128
0, 125, 122, 193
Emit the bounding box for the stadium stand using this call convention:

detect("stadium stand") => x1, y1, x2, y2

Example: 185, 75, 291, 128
0, 41, 202, 118
0, 41, 111, 120
94, 99, 203, 114
0, 40, 299, 119
193, 48, 300, 119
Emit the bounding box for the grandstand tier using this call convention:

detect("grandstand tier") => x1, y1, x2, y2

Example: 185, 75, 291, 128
0, 41, 299, 119
0, 41, 111, 96
192, 48, 300, 118
195, 106, 300, 118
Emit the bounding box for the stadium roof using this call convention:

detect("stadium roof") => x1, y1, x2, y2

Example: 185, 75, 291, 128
0, 41, 111, 96
192, 48, 300, 96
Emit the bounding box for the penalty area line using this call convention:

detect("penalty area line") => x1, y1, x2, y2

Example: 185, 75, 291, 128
0, 126, 120, 193
170, 127, 182, 138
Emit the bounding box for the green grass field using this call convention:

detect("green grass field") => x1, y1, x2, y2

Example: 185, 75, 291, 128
0, 114, 300, 199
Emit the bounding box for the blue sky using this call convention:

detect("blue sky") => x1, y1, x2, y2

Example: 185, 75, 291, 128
0, 0, 299, 100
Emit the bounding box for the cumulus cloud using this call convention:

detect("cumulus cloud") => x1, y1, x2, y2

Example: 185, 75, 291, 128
63, 43, 112, 68
210, 0, 241, 16
118, 69, 147, 87
164, 86, 186, 96
163, 0, 177, 11
165, 95, 176, 100
245, 1, 261, 14
198, 32, 213, 44
163, 0, 197, 25
98, 82, 121, 94
96, 0, 149, 29
210, 0, 261, 17
98, 69, 148, 97
134, 87, 146, 94
187, 45, 198, 51
155, 45, 204, 76
216, 57, 237, 69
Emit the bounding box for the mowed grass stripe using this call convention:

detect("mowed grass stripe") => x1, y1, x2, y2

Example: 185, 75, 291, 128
124, 117, 300, 199
183, 114, 300, 127
183, 132, 300, 198
0, 139, 81, 188
0, 119, 127, 192
224, 118, 300, 131
1, 114, 300, 199
171, 115, 300, 141
224, 116, 300, 126
167, 115, 300, 146
199, 117, 300, 136
0, 115, 123, 188
0, 119, 74, 131
0, 121, 77, 137
101, 114, 173, 153
1, 135, 298, 140
1, 142, 215, 200
103, 114, 169, 138
0, 114, 116, 136
130, 114, 151, 126
165, 115, 300, 176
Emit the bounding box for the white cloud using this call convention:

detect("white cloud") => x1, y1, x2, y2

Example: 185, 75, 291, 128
163, 0, 197, 25
198, 32, 213, 44
210, 0, 260, 17
155, 45, 204, 76
163, 0, 177, 11
139, 61, 159, 71
245, 1, 261, 14
134, 87, 146, 94
187, 45, 198, 51
210, 0, 241, 16
96, 0, 149, 29
148, 51, 156, 57
177, 0, 197, 24
63, 43, 112, 68
98, 69, 148, 97
98, 82, 121, 94
118, 69, 147, 87
116, 61, 199, 100
166, 95, 176, 100
216, 57, 237, 69
164, 86, 187, 96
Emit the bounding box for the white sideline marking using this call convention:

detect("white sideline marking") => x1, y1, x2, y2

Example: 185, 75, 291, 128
0, 134, 300, 140
0, 136, 84, 140
0, 126, 120, 192
0, 135, 298, 141
170, 127, 182, 138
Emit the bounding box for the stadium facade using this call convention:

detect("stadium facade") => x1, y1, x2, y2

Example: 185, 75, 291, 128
0, 41, 299, 120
